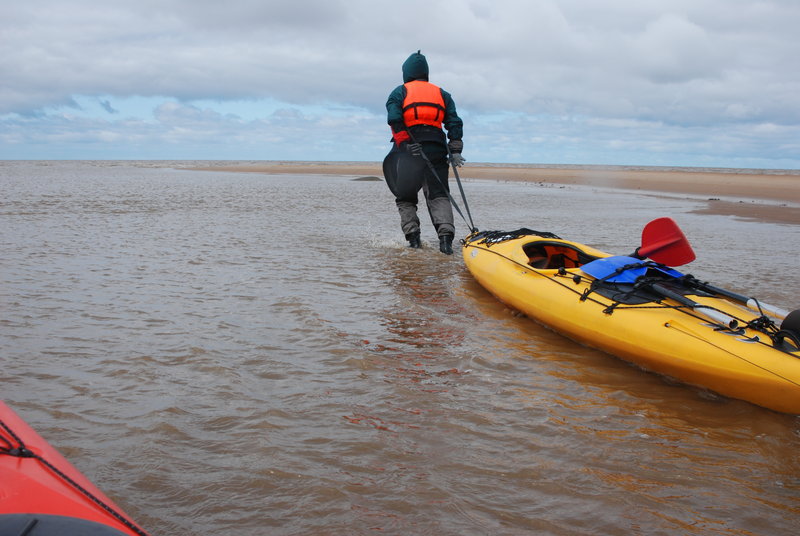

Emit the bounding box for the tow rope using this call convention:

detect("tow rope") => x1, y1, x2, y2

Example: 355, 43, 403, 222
407, 130, 477, 233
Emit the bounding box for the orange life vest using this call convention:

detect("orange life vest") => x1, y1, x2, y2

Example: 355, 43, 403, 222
402, 80, 446, 128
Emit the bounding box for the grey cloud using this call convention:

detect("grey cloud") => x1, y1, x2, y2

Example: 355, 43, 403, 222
1, 0, 798, 165
3, 1, 797, 122
100, 100, 119, 114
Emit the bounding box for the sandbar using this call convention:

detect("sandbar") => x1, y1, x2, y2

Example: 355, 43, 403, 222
189, 162, 800, 225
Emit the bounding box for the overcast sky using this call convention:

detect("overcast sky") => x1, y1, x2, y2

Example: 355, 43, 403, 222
2, 0, 799, 168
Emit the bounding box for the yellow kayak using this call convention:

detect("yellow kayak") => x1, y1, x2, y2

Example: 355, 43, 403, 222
462, 224, 800, 414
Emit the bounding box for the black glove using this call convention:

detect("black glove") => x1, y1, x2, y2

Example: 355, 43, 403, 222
448, 139, 465, 166
449, 153, 466, 167
406, 142, 422, 156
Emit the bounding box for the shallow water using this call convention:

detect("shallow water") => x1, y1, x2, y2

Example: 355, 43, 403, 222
2, 161, 799, 535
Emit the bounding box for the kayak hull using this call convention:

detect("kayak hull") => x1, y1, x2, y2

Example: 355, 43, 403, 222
0, 401, 146, 535
462, 231, 800, 414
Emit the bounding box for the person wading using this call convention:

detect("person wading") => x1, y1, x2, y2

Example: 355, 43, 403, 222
385, 50, 465, 255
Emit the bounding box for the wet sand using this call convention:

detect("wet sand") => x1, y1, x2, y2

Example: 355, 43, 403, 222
189, 162, 800, 225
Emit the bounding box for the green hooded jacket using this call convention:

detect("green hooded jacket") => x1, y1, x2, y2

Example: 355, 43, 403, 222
386, 51, 463, 143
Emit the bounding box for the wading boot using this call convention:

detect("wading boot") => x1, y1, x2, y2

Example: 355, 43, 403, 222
406, 232, 421, 249
439, 234, 454, 255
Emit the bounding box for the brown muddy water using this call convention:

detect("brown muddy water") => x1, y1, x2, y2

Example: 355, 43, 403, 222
1, 161, 799, 535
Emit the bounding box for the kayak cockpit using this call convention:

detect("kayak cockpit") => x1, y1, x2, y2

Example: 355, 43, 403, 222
523, 241, 601, 270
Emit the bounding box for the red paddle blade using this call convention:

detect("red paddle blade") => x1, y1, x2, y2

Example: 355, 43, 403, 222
638, 217, 696, 266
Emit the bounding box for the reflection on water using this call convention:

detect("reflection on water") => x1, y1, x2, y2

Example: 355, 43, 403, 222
1, 161, 799, 535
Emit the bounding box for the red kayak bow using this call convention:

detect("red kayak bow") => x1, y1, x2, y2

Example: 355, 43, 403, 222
0, 401, 149, 536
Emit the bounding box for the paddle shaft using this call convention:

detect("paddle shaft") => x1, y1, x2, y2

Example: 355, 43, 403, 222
444, 142, 476, 232
631, 218, 786, 319
685, 279, 789, 319
650, 283, 739, 329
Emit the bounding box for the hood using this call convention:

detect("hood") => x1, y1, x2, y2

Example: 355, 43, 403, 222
402, 51, 429, 83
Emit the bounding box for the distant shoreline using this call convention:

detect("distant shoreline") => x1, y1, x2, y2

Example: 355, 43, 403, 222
188, 161, 800, 225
